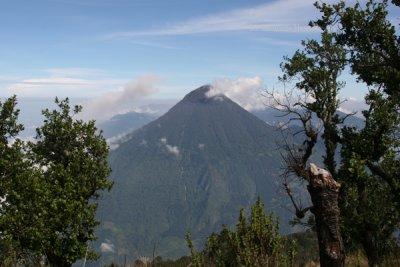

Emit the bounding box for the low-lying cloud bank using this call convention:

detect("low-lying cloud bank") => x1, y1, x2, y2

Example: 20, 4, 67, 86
81, 74, 160, 122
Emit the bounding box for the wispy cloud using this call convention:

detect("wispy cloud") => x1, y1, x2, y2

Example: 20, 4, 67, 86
129, 40, 178, 50
252, 37, 301, 47
4, 68, 126, 98
7, 77, 123, 97
81, 74, 160, 121
107, 0, 320, 39
16, 77, 93, 86
48, 0, 132, 7
43, 68, 107, 78
0, 75, 24, 83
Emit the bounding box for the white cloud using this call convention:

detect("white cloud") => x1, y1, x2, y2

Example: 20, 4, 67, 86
207, 76, 367, 117
338, 97, 367, 117
106, 0, 321, 38
81, 74, 160, 122
100, 242, 115, 253
166, 144, 180, 156
43, 68, 106, 78
7, 77, 99, 98
252, 37, 300, 47
0, 75, 24, 83
140, 139, 147, 146
129, 40, 178, 50
4, 68, 125, 98
106, 132, 132, 151
208, 76, 267, 111
159, 137, 180, 156
15, 77, 92, 86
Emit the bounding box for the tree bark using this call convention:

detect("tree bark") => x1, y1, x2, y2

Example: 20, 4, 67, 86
308, 163, 345, 267
357, 183, 381, 267
363, 231, 381, 267
46, 251, 72, 267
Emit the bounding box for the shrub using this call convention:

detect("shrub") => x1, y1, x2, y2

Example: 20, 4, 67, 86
187, 198, 296, 267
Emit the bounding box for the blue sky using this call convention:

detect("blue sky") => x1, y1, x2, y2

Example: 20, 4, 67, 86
0, 0, 398, 103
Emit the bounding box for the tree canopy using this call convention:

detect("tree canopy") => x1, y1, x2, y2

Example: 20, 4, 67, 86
0, 98, 113, 266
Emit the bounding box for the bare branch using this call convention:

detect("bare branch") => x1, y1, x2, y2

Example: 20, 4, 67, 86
283, 179, 312, 219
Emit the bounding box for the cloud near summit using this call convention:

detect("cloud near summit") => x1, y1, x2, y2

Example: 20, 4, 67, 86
208, 76, 267, 111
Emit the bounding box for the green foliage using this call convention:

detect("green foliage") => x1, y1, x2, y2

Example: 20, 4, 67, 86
285, 231, 319, 266
29, 98, 113, 266
339, 92, 399, 263
0, 97, 113, 266
313, 0, 400, 265
185, 233, 204, 267
280, 14, 347, 176
278, 7, 348, 266
278, 1, 400, 266
187, 199, 296, 267
333, 0, 400, 206
0, 96, 44, 265
0, 96, 23, 142
104, 256, 192, 267
152, 255, 192, 267
334, 0, 400, 99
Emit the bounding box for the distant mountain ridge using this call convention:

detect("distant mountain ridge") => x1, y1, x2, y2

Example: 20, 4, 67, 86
98, 102, 364, 142
98, 111, 156, 139
95, 85, 292, 262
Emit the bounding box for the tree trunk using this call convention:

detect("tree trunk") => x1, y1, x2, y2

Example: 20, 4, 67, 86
357, 183, 381, 267
363, 231, 381, 267
46, 252, 72, 267
308, 163, 345, 267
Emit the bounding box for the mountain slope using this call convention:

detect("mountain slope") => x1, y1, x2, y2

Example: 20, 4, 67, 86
96, 85, 292, 261
97, 111, 155, 139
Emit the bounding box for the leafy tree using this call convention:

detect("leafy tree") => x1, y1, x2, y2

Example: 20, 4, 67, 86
285, 231, 319, 266
272, 1, 400, 266
151, 255, 192, 267
0, 96, 44, 265
30, 98, 113, 266
334, 0, 400, 206
269, 11, 347, 266
186, 233, 205, 267
187, 199, 296, 267
313, 1, 400, 265
0, 96, 23, 143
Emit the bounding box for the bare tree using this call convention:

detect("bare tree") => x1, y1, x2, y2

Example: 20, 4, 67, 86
266, 18, 347, 266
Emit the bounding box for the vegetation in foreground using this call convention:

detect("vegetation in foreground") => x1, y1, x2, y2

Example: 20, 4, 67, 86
186, 199, 296, 267
0, 98, 113, 266
103, 242, 400, 267
266, 0, 400, 266
0, 0, 399, 266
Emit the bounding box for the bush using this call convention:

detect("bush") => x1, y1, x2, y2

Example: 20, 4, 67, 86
187, 198, 296, 267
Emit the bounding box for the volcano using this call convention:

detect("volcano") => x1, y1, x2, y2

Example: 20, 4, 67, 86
96, 85, 291, 260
